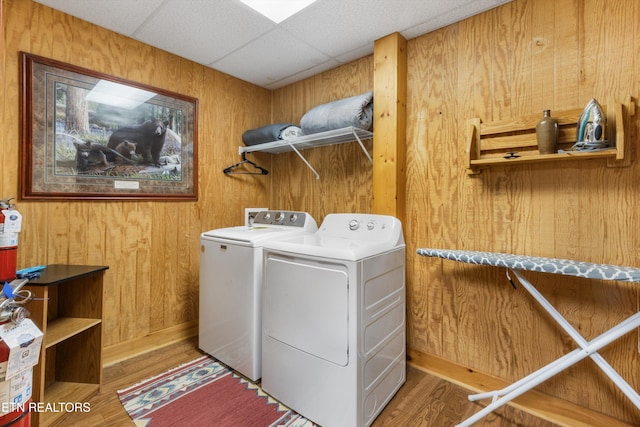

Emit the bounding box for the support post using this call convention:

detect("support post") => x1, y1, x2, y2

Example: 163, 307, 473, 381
372, 32, 407, 218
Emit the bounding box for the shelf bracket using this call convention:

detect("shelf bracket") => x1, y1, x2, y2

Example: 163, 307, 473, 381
286, 142, 321, 180
352, 128, 373, 163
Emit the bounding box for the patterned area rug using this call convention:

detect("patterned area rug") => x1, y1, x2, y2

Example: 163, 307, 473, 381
117, 355, 314, 427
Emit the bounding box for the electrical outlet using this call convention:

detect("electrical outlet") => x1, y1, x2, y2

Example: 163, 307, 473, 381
245, 207, 267, 226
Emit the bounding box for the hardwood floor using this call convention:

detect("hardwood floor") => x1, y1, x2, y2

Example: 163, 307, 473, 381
59, 338, 556, 427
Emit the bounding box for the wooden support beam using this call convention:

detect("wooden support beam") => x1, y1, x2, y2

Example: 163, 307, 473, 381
373, 32, 407, 218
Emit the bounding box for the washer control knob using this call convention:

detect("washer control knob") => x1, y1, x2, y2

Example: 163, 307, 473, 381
275, 212, 285, 222
349, 219, 359, 230
289, 213, 298, 222
367, 221, 375, 230
263, 212, 271, 221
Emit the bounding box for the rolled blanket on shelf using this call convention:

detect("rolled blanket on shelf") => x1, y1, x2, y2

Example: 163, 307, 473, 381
300, 91, 373, 135
242, 123, 303, 146
280, 125, 304, 140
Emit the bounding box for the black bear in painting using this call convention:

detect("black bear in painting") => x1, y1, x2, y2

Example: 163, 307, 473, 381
107, 118, 168, 165
73, 141, 135, 171
114, 140, 137, 160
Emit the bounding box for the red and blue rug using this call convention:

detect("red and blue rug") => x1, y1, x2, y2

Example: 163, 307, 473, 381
117, 355, 314, 427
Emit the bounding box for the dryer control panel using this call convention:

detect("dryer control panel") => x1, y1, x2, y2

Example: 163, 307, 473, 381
319, 213, 405, 245
254, 210, 311, 228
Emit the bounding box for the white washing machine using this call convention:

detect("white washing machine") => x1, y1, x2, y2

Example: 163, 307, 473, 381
199, 210, 317, 382
261, 213, 406, 427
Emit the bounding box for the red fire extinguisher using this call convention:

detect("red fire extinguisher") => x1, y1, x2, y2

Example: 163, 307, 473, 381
0, 199, 19, 283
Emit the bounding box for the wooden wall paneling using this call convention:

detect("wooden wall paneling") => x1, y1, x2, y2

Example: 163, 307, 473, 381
68, 203, 89, 264
122, 204, 149, 341
101, 203, 122, 345
46, 203, 70, 263
552, 0, 580, 109
407, 25, 459, 358
174, 203, 199, 324
133, 202, 152, 337
158, 203, 179, 328
5, 0, 640, 423
530, 0, 556, 111
405, 38, 435, 354
145, 202, 164, 335
162, 203, 180, 326
4, 0, 274, 352
495, 2, 550, 382
455, 9, 505, 375
270, 56, 374, 220
484, 3, 541, 382
372, 32, 407, 218
448, 18, 476, 369
212, 72, 271, 226
407, 0, 640, 423
507, 0, 534, 117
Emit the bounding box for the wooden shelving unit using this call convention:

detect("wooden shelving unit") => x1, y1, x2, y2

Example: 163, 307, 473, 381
24, 264, 108, 427
465, 97, 635, 174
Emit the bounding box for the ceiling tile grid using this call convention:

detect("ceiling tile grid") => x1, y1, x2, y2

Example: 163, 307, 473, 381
33, 0, 512, 89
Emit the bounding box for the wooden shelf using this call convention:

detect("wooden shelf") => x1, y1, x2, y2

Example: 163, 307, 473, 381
24, 264, 108, 427
45, 317, 102, 348
466, 97, 635, 174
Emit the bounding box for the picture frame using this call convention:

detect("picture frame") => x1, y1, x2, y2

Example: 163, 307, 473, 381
20, 52, 198, 200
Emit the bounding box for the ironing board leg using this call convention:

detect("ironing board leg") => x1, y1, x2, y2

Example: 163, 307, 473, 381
455, 269, 640, 427
510, 269, 640, 408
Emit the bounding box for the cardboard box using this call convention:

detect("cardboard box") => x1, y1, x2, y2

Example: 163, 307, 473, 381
0, 319, 43, 381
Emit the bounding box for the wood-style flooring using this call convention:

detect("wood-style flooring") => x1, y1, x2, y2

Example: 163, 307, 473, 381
60, 338, 556, 427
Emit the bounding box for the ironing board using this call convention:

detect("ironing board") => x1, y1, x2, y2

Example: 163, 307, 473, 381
416, 248, 640, 427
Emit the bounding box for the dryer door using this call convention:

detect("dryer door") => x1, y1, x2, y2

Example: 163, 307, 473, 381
264, 255, 349, 366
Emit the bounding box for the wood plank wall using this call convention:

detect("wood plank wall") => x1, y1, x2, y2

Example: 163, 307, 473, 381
270, 57, 374, 217
1, 0, 271, 347
403, 0, 639, 423
3, 0, 640, 423
269, 0, 640, 423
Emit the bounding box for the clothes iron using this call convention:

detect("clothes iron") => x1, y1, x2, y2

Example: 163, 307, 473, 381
575, 98, 607, 149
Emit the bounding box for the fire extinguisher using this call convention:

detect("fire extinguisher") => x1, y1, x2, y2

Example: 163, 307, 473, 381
0, 198, 20, 284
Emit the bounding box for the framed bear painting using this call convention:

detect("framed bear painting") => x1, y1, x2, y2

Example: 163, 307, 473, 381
19, 52, 198, 200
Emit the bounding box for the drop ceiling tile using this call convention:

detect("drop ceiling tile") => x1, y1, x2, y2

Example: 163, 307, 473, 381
210, 27, 333, 88
265, 59, 341, 90
33, 0, 165, 35
281, 0, 472, 57
33, 0, 514, 89
133, 0, 276, 65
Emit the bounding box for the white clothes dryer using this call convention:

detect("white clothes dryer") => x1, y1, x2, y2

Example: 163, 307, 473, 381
261, 213, 406, 427
199, 210, 317, 382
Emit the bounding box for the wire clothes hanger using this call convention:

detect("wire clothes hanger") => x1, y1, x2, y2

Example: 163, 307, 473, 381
223, 152, 269, 175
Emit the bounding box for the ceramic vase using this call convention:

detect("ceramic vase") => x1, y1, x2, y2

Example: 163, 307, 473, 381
536, 109, 558, 154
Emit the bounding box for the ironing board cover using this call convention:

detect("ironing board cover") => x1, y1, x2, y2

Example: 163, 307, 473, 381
417, 248, 640, 283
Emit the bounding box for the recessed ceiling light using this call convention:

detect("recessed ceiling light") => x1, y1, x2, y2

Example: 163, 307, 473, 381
239, 0, 317, 24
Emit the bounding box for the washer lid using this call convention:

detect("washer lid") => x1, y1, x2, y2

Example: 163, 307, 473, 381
201, 225, 314, 246
200, 211, 318, 246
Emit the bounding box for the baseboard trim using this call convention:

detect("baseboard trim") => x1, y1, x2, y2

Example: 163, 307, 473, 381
103, 320, 198, 367
407, 349, 635, 427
